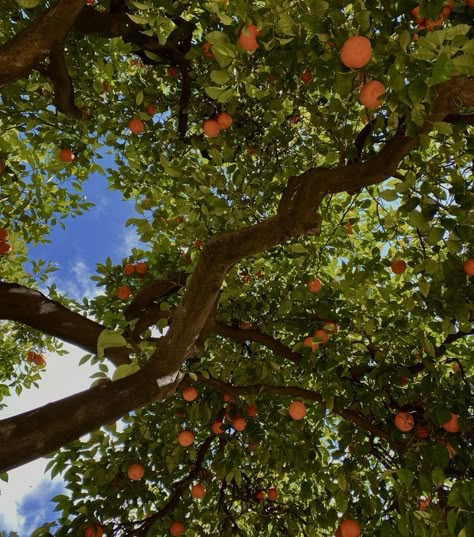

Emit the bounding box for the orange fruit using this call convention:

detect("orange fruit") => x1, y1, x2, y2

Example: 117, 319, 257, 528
303, 336, 319, 351
211, 421, 224, 434
0, 228, 9, 241
340, 36, 372, 69
467, 0, 474, 7
245, 404, 257, 417
123, 263, 135, 276
288, 401, 306, 420
84, 524, 104, 537
170, 521, 185, 536
301, 70, 312, 84
255, 490, 266, 501
249, 442, 258, 451
394, 411, 414, 432
178, 430, 195, 446
359, 80, 385, 109
463, 258, 474, 275
167, 67, 178, 77
203, 119, 220, 137
233, 417, 246, 431
59, 148, 74, 163
442, 412, 460, 433
0, 242, 11, 255
223, 393, 234, 403
191, 483, 206, 498
129, 118, 144, 134
27, 351, 36, 363
419, 497, 430, 510
240, 321, 251, 330
415, 423, 429, 439
33, 353, 46, 366
202, 42, 215, 59
127, 463, 145, 480
307, 278, 322, 293
268, 487, 278, 500
117, 285, 132, 299
239, 24, 259, 51
313, 329, 329, 344
216, 112, 233, 129
135, 262, 147, 275
398, 376, 410, 386
183, 386, 198, 401
339, 519, 360, 537
345, 222, 353, 234
146, 104, 156, 116
391, 260, 407, 275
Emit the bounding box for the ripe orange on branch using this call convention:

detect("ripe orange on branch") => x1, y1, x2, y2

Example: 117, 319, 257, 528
239, 24, 259, 51
288, 401, 306, 420
170, 521, 185, 536
391, 260, 407, 275
340, 36, 372, 69
359, 80, 385, 109
183, 386, 198, 401
127, 463, 145, 480
338, 519, 360, 537
191, 483, 206, 498
84, 524, 104, 537
307, 278, 322, 293
442, 412, 460, 433
463, 258, 474, 275
394, 411, 414, 432
178, 430, 195, 446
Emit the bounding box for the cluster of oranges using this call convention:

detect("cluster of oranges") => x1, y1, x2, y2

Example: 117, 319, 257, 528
27, 351, 46, 366
0, 228, 11, 256
410, 1, 454, 32
116, 262, 148, 299
203, 111, 233, 137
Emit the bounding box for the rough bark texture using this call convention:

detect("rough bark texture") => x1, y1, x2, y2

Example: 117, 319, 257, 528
0, 367, 180, 472
0, 282, 131, 366
0, 0, 86, 87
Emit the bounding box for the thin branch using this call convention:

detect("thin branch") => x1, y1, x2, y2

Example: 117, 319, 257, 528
194, 373, 404, 450
214, 322, 301, 364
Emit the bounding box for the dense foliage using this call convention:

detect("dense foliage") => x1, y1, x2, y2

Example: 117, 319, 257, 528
0, 0, 473, 536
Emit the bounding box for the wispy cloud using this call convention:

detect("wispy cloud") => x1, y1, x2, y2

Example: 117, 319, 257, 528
53, 257, 99, 301
116, 227, 141, 257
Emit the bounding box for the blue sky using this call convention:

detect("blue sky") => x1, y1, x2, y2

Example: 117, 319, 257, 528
0, 160, 140, 535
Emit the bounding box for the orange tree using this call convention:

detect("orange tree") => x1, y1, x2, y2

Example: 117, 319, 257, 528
0, 1, 473, 536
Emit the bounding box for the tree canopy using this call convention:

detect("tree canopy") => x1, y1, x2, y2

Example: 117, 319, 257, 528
0, 0, 473, 536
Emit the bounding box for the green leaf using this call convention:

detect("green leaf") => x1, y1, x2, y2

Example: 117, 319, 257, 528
97, 330, 128, 359
112, 362, 140, 381
445, 25, 471, 40
379, 190, 398, 202
452, 55, 474, 76
15, 0, 40, 7
431, 54, 454, 85
210, 70, 231, 85
398, 468, 414, 488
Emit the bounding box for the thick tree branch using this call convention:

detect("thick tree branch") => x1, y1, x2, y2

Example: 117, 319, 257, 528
144, 78, 474, 383
37, 45, 84, 119
0, 367, 180, 472
0, 0, 86, 87
0, 281, 130, 366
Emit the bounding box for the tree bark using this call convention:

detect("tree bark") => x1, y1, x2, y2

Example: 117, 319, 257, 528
0, 281, 130, 366
0, 0, 86, 87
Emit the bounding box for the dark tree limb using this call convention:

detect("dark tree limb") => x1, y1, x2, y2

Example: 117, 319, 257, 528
0, 281, 130, 366
37, 46, 84, 119
214, 322, 301, 364
0, 366, 181, 472
0, 0, 86, 87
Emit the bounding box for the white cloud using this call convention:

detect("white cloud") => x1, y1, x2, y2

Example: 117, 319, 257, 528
54, 257, 99, 300
116, 228, 141, 257
0, 344, 99, 533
